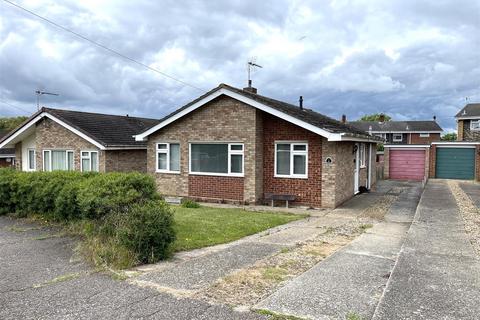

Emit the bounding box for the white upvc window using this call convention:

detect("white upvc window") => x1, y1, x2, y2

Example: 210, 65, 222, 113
392, 134, 403, 142
419, 133, 430, 137
189, 143, 244, 176
27, 149, 36, 171
275, 142, 308, 179
359, 143, 366, 168
471, 120, 480, 131
81, 151, 99, 172
156, 143, 180, 173
43, 150, 74, 171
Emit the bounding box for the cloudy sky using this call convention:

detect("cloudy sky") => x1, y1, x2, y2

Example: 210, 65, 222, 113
1, 0, 479, 132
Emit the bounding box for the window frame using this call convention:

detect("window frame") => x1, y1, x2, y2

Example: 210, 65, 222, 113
156, 142, 181, 174
274, 142, 308, 179
80, 150, 99, 172
471, 120, 480, 131
188, 142, 244, 177
359, 143, 366, 168
392, 133, 403, 142
419, 133, 430, 137
27, 148, 36, 171
42, 149, 74, 171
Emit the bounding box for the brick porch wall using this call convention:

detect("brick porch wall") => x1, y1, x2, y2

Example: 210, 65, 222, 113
263, 114, 323, 207
457, 120, 464, 141
429, 145, 436, 178
104, 149, 147, 172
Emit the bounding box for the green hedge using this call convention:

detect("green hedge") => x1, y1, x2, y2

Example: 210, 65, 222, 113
0, 169, 174, 266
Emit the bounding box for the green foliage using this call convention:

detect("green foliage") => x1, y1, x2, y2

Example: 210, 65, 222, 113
113, 200, 175, 263
181, 199, 201, 208
0, 116, 28, 132
0, 168, 17, 215
76, 172, 158, 219
377, 144, 384, 152
359, 113, 391, 122
441, 132, 457, 141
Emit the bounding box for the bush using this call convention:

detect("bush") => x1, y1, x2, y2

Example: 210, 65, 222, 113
0, 168, 17, 215
76, 172, 158, 219
108, 200, 175, 264
181, 199, 201, 208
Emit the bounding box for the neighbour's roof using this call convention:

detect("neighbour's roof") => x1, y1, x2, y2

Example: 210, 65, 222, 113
350, 120, 443, 133
139, 83, 377, 141
455, 103, 480, 118
0, 108, 159, 149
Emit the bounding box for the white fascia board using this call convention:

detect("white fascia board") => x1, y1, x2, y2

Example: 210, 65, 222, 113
135, 88, 337, 141
328, 133, 380, 142
0, 112, 106, 150
0, 155, 15, 158
369, 131, 443, 133
432, 141, 480, 145
456, 117, 480, 120
384, 144, 431, 148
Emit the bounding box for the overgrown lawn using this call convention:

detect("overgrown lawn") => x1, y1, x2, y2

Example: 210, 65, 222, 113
173, 206, 304, 252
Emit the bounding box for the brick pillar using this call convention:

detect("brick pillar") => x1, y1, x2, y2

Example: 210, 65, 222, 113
476, 145, 480, 182
429, 145, 436, 178
457, 120, 464, 141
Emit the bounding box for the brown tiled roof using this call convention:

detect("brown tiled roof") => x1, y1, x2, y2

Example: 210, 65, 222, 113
350, 120, 443, 132
456, 103, 480, 118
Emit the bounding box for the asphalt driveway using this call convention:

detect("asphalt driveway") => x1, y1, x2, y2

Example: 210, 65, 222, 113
0, 216, 264, 320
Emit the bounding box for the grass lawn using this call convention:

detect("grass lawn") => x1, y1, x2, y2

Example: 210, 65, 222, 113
172, 206, 305, 252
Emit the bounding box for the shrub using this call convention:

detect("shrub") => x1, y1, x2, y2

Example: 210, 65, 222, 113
181, 199, 201, 208
76, 172, 158, 219
54, 182, 81, 221
0, 168, 17, 215
112, 200, 175, 264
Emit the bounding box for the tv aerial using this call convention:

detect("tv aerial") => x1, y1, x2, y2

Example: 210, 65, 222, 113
35, 89, 59, 110
247, 57, 262, 87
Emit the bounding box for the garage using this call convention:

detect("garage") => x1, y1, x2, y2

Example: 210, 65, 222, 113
389, 149, 426, 181
435, 147, 475, 180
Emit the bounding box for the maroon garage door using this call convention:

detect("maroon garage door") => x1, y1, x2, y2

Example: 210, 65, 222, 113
389, 149, 426, 181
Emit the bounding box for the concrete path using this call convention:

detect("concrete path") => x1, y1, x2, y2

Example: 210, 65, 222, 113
373, 180, 480, 320
255, 182, 423, 320
0, 216, 264, 320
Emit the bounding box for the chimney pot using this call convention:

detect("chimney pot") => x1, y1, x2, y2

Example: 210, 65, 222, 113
341, 114, 347, 123
299, 96, 303, 110
433, 115, 436, 121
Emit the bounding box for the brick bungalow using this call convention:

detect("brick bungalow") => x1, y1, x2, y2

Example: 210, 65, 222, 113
134, 84, 380, 208
0, 107, 158, 173
0, 131, 15, 168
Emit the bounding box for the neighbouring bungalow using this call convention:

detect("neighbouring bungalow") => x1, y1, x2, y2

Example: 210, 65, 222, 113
134, 84, 381, 208
0, 108, 158, 173
0, 131, 15, 168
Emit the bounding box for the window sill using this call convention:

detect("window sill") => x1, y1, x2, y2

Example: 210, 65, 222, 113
274, 174, 308, 179
189, 172, 244, 178
156, 170, 181, 175
360, 165, 367, 169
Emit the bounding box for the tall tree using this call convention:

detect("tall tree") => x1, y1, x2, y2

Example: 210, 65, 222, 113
441, 133, 457, 141
359, 113, 392, 121
0, 116, 28, 132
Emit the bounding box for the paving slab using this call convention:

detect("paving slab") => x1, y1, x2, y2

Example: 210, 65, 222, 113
137, 241, 282, 291
373, 180, 480, 320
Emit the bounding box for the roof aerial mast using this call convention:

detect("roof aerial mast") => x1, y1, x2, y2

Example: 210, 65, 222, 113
247, 57, 262, 88
35, 89, 59, 110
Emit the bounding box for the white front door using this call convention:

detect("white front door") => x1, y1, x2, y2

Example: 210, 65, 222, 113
354, 143, 360, 194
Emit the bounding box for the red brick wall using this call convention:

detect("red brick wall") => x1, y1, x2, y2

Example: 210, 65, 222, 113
410, 133, 441, 144
263, 114, 323, 207
188, 175, 244, 201
429, 145, 436, 178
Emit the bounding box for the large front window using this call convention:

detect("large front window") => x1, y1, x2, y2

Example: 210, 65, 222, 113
157, 143, 180, 173
43, 150, 74, 171
471, 120, 480, 131
275, 142, 308, 178
81, 151, 99, 172
190, 143, 244, 176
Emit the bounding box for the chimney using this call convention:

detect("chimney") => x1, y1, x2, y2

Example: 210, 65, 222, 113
433, 115, 436, 121
299, 96, 303, 110
243, 79, 258, 94
341, 114, 346, 123
379, 113, 385, 123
